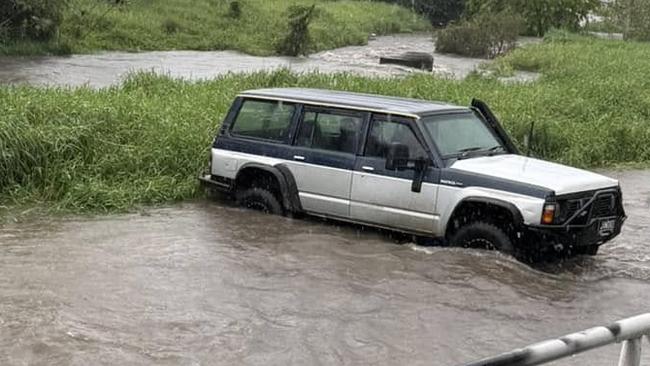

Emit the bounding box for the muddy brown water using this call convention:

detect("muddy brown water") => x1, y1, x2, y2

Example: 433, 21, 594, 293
1, 170, 648, 365
0, 34, 539, 88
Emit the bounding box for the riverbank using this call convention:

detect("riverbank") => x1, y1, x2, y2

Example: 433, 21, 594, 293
0, 34, 503, 88
1, 35, 649, 212
0, 0, 429, 56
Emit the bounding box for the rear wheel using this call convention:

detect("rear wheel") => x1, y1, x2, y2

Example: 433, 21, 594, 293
236, 187, 283, 215
450, 221, 514, 255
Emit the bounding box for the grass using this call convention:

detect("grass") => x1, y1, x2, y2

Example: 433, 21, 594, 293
0, 0, 429, 56
2, 34, 650, 212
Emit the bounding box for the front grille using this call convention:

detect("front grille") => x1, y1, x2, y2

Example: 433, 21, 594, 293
556, 189, 620, 224
564, 199, 582, 219
591, 193, 617, 218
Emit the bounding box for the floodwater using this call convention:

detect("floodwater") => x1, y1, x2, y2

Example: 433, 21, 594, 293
1, 170, 648, 365
0, 34, 538, 88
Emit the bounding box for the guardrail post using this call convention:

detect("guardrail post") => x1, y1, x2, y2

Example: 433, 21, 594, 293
617, 337, 641, 366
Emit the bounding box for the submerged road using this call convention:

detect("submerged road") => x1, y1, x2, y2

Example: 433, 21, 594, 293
1, 170, 648, 365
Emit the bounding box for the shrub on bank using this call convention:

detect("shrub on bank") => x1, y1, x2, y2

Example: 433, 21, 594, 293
373, 0, 466, 26
276, 4, 318, 56
466, 0, 599, 36
0, 0, 66, 41
436, 11, 524, 58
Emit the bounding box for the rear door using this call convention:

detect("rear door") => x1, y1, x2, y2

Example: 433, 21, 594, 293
285, 106, 365, 218
350, 114, 439, 234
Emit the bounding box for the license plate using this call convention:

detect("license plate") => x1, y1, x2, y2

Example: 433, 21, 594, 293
599, 219, 616, 236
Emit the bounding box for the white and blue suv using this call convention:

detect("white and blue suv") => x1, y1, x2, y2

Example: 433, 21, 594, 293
200, 88, 626, 259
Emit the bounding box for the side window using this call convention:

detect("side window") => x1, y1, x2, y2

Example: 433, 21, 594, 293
231, 99, 295, 142
295, 110, 362, 154
365, 119, 426, 159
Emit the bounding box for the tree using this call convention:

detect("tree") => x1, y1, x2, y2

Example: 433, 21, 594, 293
0, 0, 66, 41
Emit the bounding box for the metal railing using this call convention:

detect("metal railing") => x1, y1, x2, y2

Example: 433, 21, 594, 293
462, 313, 650, 366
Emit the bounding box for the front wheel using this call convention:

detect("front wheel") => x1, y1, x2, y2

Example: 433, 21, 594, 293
236, 187, 284, 215
449, 221, 514, 255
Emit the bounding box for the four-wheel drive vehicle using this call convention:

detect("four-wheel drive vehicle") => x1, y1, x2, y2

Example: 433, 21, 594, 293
200, 88, 626, 258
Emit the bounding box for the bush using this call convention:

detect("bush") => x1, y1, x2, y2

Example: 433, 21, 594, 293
276, 4, 318, 56
228, 1, 242, 18
436, 11, 523, 58
162, 19, 180, 34
466, 0, 599, 36
374, 0, 466, 26
0, 0, 66, 41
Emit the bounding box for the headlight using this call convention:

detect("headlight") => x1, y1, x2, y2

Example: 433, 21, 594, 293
542, 203, 556, 224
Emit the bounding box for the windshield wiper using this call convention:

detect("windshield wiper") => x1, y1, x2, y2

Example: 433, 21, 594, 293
486, 145, 506, 155
454, 147, 483, 160
455, 145, 505, 160
457, 146, 483, 156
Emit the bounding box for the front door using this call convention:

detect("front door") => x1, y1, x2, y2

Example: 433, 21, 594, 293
350, 114, 439, 234
285, 106, 365, 218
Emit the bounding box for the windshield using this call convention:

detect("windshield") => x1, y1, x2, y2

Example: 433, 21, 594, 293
421, 112, 504, 157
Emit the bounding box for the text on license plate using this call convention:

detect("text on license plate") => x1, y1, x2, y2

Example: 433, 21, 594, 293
599, 219, 616, 236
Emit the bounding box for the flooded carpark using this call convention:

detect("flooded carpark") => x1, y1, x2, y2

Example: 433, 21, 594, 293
0, 169, 648, 365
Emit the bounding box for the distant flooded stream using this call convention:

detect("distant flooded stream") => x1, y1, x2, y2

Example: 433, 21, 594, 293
0, 34, 538, 88
1, 170, 648, 365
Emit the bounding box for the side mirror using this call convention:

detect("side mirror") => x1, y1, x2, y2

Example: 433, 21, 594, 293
386, 143, 410, 171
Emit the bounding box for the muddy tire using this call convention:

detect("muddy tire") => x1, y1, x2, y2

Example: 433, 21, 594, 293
450, 221, 514, 254
236, 187, 284, 215
574, 244, 599, 256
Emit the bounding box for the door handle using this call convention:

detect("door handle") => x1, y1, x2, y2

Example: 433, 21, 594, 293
361, 166, 375, 172
293, 155, 305, 161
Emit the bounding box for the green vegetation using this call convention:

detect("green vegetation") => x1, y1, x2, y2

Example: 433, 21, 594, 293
275, 4, 318, 56
2, 35, 650, 212
0, 0, 429, 56
373, 0, 467, 26
0, 0, 66, 41
435, 11, 523, 58
620, 0, 650, 41
466, 0, 599, 36
580, 0, 650, 41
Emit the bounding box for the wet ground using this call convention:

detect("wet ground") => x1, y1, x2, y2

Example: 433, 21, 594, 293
0, 34, 539, 88
1, 170, 648, 365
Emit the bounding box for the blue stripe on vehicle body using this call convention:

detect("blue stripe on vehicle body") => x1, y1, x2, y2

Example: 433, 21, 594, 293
440, 168, 553, 199
215, 135, 552, 199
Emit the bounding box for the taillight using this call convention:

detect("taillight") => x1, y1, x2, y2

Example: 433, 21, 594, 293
542, 203, 556, 224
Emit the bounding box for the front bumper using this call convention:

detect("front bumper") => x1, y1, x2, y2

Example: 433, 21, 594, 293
526, 215, 626, 249
524, 188, 627, 249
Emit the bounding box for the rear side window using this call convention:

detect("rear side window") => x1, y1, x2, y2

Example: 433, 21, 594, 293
295, 110, 362, 154
231, 99, 295, 142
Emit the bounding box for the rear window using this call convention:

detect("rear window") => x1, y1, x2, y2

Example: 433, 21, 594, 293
295, 111, 362, 154
231, 99, 295, 142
